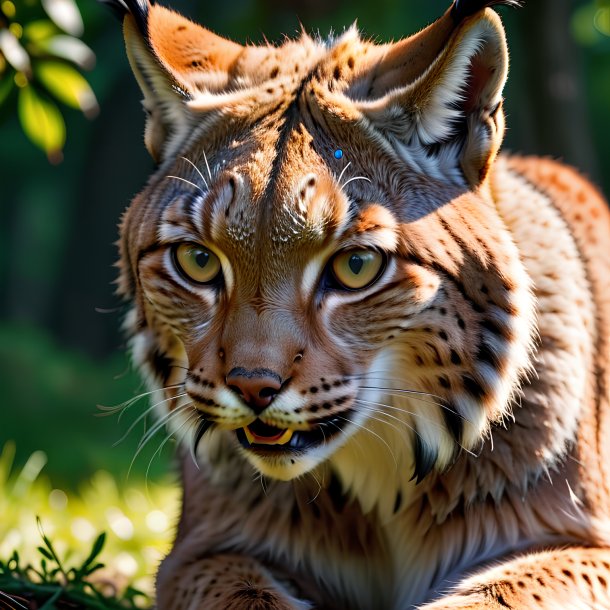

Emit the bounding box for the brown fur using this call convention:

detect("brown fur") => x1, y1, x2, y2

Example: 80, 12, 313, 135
106, 0, 610, 607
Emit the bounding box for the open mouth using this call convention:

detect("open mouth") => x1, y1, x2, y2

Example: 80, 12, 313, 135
235, 415, 350, 452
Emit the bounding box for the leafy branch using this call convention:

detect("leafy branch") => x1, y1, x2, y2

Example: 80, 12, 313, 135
0, 0, 98, 162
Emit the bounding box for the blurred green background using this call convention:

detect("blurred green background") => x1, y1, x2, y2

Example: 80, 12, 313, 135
1, 0, 609, 494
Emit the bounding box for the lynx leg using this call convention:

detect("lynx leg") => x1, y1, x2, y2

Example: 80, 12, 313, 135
420, 547, 610, 609
156, 552, 313, 610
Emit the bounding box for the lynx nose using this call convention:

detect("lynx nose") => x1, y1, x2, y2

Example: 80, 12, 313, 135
226, 367, 282, 414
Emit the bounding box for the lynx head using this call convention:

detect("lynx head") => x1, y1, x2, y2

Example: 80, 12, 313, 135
114, 0, 533, 498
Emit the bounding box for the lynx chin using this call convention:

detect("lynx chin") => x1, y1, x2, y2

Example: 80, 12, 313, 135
104, 0, 610, 607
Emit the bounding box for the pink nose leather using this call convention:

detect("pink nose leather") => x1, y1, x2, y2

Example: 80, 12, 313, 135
226, 368, 282, 414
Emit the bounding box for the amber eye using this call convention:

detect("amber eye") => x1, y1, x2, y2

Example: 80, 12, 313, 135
331, 249, 385, 290
174, 243, 222, 284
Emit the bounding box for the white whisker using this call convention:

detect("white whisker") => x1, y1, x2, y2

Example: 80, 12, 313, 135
97, 383, 184, 417
181, 156, 209, 189
128, 404, 193, 478
335, 415, 398, 468
146, 407, 198, 485
337, 161, 352, 185
201, 150, 213, 182
341, 176, 371, 189
135, 402, 191, 452
306, 469, 323, 504
166, 175, 204, 193
113, 392, 188, 447
355, 399, 476, 457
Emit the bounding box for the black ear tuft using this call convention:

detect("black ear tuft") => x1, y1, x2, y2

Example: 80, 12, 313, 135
452, 0, 523, 23
98, 0, 150, 34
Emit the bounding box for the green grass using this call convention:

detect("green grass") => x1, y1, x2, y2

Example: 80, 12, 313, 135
0, 323, 184, 607
0, 442, 180, 607
1, 525, 146, 609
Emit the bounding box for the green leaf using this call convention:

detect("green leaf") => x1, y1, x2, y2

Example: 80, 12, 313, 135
82, 532, 106, 570
17, 85, 65, 162
82, 562, 105, 576
35, 518, 66, 577
35, 60, 98, 117
23, 20, 58, 43
37, 547, 54, 561
0, 442, 16, 488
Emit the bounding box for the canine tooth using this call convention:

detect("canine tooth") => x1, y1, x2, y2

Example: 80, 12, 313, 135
244, 427, 255, 445
275, 429, 294, 445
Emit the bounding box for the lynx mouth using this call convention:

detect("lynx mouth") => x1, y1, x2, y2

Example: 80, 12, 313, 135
236, 414, 350, 452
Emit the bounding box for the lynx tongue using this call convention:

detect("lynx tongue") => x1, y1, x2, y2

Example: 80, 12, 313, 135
244, 419, 293, 446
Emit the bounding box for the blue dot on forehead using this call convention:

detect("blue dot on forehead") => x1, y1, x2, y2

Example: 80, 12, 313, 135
334, 149, 343, 159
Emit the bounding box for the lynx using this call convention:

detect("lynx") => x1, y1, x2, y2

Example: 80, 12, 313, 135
106, 0, 610, 607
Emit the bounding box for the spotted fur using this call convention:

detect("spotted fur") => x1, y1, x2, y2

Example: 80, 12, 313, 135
106, 0, 610, 607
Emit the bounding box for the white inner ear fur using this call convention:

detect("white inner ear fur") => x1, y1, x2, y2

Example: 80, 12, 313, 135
356, 14, 508, 147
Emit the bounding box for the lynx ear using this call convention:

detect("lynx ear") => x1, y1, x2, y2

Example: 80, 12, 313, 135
104, 0, 243, 162
353, 1, 520, 186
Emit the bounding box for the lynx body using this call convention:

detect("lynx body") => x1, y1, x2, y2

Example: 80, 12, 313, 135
108, 0, 610, 607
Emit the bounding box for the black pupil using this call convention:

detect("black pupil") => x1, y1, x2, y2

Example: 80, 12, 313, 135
348, 254, 364, 275
194, 250, 209, 268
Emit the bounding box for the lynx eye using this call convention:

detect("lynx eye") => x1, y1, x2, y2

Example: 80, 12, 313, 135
331, 249, 385, 290
174, 243, 221, 284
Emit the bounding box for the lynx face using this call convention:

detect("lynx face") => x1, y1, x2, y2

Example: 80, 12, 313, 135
117, 0, 535, 484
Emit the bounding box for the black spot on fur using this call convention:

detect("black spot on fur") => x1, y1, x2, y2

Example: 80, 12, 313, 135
425, 343, 443, 366
438, 376, 451, 389
462, 374, 486, 399
410, 434, 438, 484
450, 349, 462, 365
482, 318, 511, 340
477, 342, 501, 368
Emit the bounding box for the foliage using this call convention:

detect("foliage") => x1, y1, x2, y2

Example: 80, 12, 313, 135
0, 0, 97, 162
0, 524, 147, 609
0, 442, 180, 603
0, 323, 179, 486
